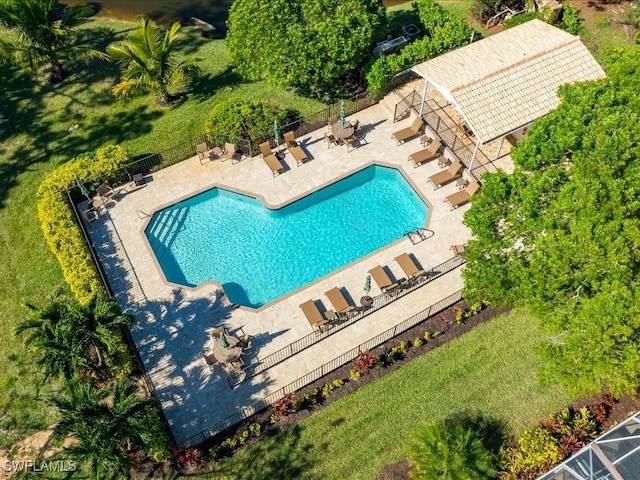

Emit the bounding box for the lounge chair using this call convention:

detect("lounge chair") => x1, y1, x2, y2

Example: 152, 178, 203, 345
289, 146, 308, 166
220, 142, 240, 162
391, 116, 424, 145
300, 300, 328, 331
428, 160, 463, 189
368, 266, 399, 294
259, 141, 285, 177
408, 139, 442, 168
394, 253, 424, 279
445, 179, 481, 209
325, 287, 354, 316
451, 244, 467, 256
284, 131, 298, 148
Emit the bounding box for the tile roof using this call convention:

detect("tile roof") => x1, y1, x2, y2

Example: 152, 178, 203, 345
412, 20, 606, 144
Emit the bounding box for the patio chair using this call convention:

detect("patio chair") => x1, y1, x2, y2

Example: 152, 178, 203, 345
324, 131, 339, 148
220, 142, 240, 162
445, 179, 481, 209
427, 160, 463, 189
96, 184, 116, 203
351, 119, 360, 132
368, 265, 399, 294
408, 139, 442, 168
451, 244, 467, 257
289, 145, 309, 166
258, 141, 285, 177
391, 116, 424, 145
82, 208, 98, 223
227, 357, 244, 372
196, 141, 217, 164
328, 115, 338, 126
394, 253, 424, 279
325, 287, 354, 317
204, 352, 219, 371
284, 131, 298, 148
300, 299, 328, 331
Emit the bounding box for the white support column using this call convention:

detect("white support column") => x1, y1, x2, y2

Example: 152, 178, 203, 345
495, 136, 506, 160
419, 79, 429, 116
468, 139, 481, 173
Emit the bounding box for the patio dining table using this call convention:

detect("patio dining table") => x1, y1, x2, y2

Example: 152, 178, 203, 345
331, 122, 354, 141
213, 335, 243, 363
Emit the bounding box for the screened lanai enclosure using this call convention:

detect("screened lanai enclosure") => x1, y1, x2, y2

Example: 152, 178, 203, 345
538, 411, 640, 480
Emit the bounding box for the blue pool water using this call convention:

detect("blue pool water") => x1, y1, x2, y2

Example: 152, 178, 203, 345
145, 165, 428, 307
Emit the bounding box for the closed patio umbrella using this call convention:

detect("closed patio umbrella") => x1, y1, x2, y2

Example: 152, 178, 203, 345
274, 120, 282, 147
339, 101, 346, 125
74, 173, 90, 201
220, 332, 229, 348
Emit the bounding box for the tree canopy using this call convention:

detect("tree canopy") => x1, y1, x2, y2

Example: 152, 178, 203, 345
226, 0, 386, 96
0, 0, 105, 82
106, 17, 199, 105
462, 48, 640, 397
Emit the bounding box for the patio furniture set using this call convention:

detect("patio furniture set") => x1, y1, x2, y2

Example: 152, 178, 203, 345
392, 115, 482, 209
299, 252, 426, 332
324, 116, 367, 152
258, 131, 310, 177
197, 141, 241, 165
203, 326, 253, 373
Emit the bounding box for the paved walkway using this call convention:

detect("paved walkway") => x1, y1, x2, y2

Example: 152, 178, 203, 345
83, 100, 513, 445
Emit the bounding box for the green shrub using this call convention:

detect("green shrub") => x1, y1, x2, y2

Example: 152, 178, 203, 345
502, 12, 541, 28
413, 337, 424, 347
499, 427, 561, 479
365, 0, 475, 99
249, 422, 262, 437
37, 144, 132, 304
559, 4, 582, 35
205, 99, 298, 141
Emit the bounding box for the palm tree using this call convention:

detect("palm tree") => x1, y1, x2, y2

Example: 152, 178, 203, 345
51, 379, 164, 480
106, 17, 199, 105
15, 291, 134, 381
407, 421, 498, 480
0, 0, 106, 83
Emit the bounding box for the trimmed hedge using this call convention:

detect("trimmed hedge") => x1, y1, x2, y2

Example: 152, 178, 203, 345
365, 0, 475, 99
37, 144, 131, 304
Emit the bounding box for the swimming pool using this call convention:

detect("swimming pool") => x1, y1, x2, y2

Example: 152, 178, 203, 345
145, 165, 428, 307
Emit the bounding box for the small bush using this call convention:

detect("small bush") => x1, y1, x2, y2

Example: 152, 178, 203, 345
205, 98, 297, 140
454, 306, 464, 324
502, 12, 541, 28
272, 392, 298, 420
386, 341, 408, 363
353, 350, 376, 374
350, 368, 361, 380
249, 422, 262, 437
218, 437, 238, 456
413, 338, 424, 347
237, 430, 250, 445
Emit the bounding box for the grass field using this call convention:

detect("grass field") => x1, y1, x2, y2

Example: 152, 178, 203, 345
0, 17, 325, 449
196, 310, 570, 480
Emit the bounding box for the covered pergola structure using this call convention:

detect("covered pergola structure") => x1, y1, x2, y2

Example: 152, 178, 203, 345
409, 19, 605, 175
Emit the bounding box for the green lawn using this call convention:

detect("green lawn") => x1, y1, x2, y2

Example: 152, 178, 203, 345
0, 17, 325, 449
198, 310, 570, 480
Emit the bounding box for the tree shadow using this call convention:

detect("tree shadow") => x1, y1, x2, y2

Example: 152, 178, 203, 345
204, 424, 324, 480
386, 8, 421, 37
443, 410, 510, 453
188, 66, 245, 102
145, 0, 235, 34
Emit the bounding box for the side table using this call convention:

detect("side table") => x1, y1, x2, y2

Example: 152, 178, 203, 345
132, 173, 145, 186
360, 296, 374, 309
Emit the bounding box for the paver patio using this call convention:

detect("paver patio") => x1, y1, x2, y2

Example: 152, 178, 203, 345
83, 97, 514, 445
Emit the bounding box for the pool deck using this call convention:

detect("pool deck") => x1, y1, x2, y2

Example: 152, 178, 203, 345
83, 98, 514, 445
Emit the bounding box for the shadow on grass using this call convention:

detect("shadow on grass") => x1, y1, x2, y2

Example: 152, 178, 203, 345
188, 66, 245, 102
444, 410, 510, 453
387, 8, 421, 36
204, 425, 324, 480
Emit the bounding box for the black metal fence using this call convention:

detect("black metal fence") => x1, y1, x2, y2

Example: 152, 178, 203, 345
394, 90, 423, 123
227, 254, 466, 387
179, 288, 464, 449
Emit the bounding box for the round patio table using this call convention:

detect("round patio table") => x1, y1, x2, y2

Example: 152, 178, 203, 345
331, 122, 354, 140
213, 335, 243, 363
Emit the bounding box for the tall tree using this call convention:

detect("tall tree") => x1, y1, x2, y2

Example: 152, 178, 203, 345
106, 17, 199, 105
463, 48, 640, 397
0, 0, 105, 83
407, 421, 497, 480
51, 379, 166, 480
227, 0, 386, 96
